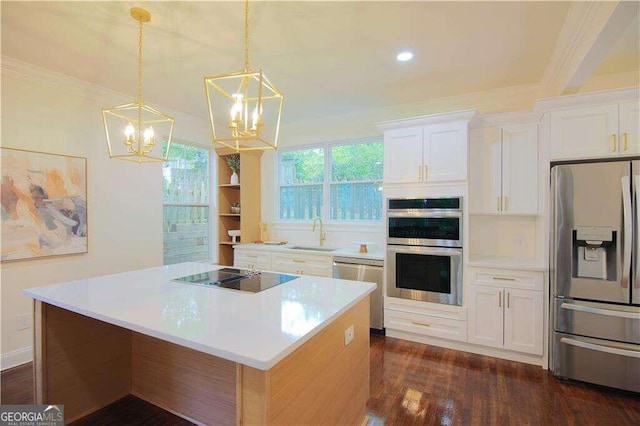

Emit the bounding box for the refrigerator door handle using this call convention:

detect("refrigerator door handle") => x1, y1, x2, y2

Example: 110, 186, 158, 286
560, 337, 640, 359
635, 174, 639, 294
560, 302, 640, 319
622, 175, 632, 289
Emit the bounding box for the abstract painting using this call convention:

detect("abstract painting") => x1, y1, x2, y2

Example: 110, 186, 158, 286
1, 148, 87, 261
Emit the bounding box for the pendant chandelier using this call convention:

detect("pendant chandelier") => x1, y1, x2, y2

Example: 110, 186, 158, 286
102, 7, 174, 163
204, 0, 284, 151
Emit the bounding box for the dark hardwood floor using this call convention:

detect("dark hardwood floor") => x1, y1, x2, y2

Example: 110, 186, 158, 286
2, 335, 639, 425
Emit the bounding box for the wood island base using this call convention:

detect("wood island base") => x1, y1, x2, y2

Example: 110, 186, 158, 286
33, 298, 370, 425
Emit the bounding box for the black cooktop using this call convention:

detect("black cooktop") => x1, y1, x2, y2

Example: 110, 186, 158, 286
173, 268, 298, 293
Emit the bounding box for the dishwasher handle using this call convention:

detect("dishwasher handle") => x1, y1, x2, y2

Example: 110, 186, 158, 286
333, 256, 383, 268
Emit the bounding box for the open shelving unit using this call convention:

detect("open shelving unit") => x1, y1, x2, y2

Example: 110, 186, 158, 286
216, 148, 262, 266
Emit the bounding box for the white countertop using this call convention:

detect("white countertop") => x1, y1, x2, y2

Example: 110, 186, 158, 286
235, 243, 384, 261
23, 262, 376, 370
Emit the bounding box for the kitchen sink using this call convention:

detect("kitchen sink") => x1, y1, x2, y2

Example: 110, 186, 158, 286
289, 246, 338, 252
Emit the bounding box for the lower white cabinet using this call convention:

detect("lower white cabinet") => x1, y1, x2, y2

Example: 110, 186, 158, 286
385, 309, 467, 342
271, 252, 332, 277
467, 267, 543, 356
233, 249, 272, 270
234, 247, 333, 277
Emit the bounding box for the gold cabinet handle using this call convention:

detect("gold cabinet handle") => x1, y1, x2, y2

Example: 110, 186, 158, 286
507, 292, 511, 309
417, 165, 422, 181
504, 196, 509, 211
497, 196, 501, 212
624, 133, 628, 151
411, 320, 430, 327
612, 134, 618, 152
493, 276, 516, 281
292, 259, 306, 263
424, 165, 428, 180
498, 292, 502, 308
246, 254, 258, 258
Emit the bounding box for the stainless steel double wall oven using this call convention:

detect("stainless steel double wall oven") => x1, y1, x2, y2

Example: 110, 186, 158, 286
386, 197, 463, 306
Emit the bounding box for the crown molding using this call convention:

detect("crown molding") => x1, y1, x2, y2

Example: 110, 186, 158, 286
1, 55, 210, 142
534, 86, 639, 113
470, 110, 543, 129
540, 1, 619, 96
376, 109, 477, 130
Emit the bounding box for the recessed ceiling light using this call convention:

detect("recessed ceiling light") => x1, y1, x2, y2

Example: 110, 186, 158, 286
396, 51, 413, 62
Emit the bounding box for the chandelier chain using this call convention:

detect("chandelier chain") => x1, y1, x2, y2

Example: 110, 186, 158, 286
243, 0, 250, 71
137, 16, 144, 102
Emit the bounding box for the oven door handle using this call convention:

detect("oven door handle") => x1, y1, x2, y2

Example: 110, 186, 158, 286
387, 211, 462, 218
386, 246, 463, 257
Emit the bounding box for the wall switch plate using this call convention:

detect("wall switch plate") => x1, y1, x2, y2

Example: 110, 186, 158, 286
344, 325, 354, 346
17, 313, 31, 330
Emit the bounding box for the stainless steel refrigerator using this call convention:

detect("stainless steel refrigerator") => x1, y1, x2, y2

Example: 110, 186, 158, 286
550, 160, 640, 393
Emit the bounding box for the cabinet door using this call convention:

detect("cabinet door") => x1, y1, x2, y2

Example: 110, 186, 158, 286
467, 285, 504, 348
383, 127, 423, 183
503, 289, 543, 355
234, 249, 272, 270
549, 104, 619, 160
619, 101, 640, 156
469, 127, 502, 214
423, 121, 468, 182
501, 124, 538, 214
272, 253, 332, 277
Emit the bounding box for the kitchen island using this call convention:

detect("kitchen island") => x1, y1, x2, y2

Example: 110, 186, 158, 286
24, 262, 375, 425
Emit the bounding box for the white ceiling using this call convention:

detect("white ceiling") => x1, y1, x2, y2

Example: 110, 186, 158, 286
1, 1, 638, 125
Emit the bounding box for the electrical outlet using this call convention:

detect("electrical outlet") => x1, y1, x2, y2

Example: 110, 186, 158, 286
344, 325, 354, 346
17, 313, 32, 330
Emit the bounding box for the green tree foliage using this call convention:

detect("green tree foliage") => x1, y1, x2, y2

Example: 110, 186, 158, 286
331, 142, 383, 182
280, 148, 324, 184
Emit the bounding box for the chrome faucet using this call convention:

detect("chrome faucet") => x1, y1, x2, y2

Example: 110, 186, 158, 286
312, 217, 326, 247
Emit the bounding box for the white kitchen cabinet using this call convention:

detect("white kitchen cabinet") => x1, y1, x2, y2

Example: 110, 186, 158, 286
549, 102, 639, 160
383, 121, 469, 184
619, 101, 640, 154
503, 288, 543, 354
383, 127, 423, 183
470, 123, 538, 214
467, 267, 543, 356
466, 285, 503, 347
233, 248, 272, 270
271, 252, 332, 277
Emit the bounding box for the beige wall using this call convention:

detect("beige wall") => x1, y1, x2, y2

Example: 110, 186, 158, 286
0, 61, 209, 366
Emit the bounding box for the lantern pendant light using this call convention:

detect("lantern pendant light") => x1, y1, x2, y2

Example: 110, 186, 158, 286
204, 0, 284, 151
102, 7, 175, 163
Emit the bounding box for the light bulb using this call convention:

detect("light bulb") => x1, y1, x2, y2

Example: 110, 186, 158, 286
230, 94, 244, 122
124, 122, 136, 144
143, 126, 155, 146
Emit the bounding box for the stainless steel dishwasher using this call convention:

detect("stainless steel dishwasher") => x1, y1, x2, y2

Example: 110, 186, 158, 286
333, 256, 384, 332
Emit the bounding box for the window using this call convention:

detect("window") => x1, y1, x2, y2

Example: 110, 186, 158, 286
162, 143, 211, 265
279, 139, 383, 221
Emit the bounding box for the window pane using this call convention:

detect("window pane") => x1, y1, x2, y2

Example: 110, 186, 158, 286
280, 148, 324, 184
162, 142, 210, 265
163, 143, 210, 203
280, 185, 323, 219
330, 182, 383, 221
163, 205, 210, 265
331, 142, 383, 182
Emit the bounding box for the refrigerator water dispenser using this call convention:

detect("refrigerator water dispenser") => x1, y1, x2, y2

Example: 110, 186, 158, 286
572, 226, 616, 281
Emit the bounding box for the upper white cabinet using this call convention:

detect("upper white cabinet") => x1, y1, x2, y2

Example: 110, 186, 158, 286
470, 123, 538, 215
383, 127, 423, 183
549, 101, 639, 160
619, 100, 640, 154
379, 110, 475, 184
